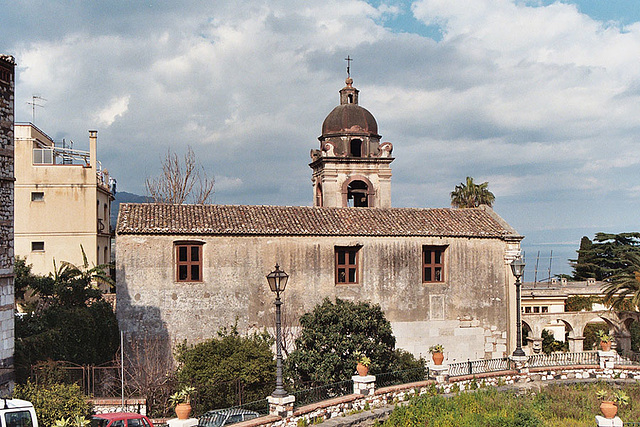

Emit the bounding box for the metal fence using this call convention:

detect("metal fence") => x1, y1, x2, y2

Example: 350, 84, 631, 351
217, 398, 270, 416
375, 367, 429, 388
448, 357, 511, 377
292, 379, 354, 408
528, 351, 599, 368
30, 362, 123, 397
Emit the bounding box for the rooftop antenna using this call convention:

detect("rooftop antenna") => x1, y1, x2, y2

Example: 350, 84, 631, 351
27, 95, 46, 123
534, 250, 540, 284
345, 55, 353, 78
548, 250, 553, 283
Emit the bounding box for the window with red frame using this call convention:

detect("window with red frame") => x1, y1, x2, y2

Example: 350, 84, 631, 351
422, 246, 446, 283
335, 246, 360, 284
176, 243, 202, 282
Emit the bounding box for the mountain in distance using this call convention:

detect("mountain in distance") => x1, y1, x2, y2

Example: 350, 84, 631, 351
110, 191, 151, 228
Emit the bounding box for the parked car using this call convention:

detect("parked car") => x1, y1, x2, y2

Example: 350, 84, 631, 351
0, 399, 38, 427
91, 413, 154, 427
197, 409, 259, 427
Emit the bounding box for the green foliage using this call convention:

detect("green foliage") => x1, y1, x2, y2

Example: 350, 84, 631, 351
572, 232, 640, 281
382, 383, 640, 427
169, 386, 196, 406
450, 177, 495, 208
603, 252, 640, 311
175, 326, 275, 414
14, 252, 119, 382
15, 300, 119, 381
13, 380, 91, 427
286, 298, 422, 386
583, 323, 609, 350
565, 296, 598, 312
541, 329, 568, 354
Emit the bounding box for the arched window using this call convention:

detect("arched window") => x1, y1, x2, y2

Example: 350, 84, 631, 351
316, 183, 323, 207
350, 139, 362, 157
348, 94, 354, 103
347, 180, 368, 207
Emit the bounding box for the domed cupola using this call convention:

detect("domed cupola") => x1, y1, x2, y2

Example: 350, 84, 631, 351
321, 77, 379, 137
310, 74, 394, 209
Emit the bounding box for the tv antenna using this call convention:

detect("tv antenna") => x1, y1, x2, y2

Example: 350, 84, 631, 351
27, 95, 46, 123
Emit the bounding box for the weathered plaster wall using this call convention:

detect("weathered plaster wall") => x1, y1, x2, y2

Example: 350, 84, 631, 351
117, 233, 515, 360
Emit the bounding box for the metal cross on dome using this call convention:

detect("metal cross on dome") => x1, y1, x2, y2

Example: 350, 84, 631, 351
345, 55, 353, 77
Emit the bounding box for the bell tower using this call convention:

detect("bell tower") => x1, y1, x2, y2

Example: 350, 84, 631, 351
310, 76, 393, 208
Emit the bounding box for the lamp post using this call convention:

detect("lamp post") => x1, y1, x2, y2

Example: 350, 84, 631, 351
511, 257, 526, 357
266, 264, 289, 398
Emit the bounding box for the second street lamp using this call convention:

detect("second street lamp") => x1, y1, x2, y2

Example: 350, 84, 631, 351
266, 264, 289, 397
511, 257, 526, 357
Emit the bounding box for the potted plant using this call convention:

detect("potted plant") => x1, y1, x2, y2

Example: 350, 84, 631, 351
596, 330, 612, 351
429, 344, 445, 365
170, 386, 196, 420
354, 351, 371, 376
596, 389, 629, 419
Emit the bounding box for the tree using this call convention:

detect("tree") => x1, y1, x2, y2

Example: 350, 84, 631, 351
146, 146, 215, 204
285, 298, 423, 386
571, 232, 640, 281
602, 252, 640, 311
14, 252, 119, 382
174, 326, 275, 413
450, 177, 495, 208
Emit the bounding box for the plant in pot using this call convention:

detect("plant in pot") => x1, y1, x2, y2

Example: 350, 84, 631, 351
596, 389, 629, 419
354, 351, 371, 376
170, 386, 196, 420
429, 344, 445, 365
596, 329, 612, 351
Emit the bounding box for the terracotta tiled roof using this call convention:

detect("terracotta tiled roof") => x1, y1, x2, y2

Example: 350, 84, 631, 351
116, 203, 522, 239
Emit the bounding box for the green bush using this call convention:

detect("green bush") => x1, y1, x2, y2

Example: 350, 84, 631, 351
175, 326, 275, 414
13, 381, 91, 427
286, 298, 424, 386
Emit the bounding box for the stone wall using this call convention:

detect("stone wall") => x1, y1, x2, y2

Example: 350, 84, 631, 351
117, 233, 514, 361
0, 54, 15, 392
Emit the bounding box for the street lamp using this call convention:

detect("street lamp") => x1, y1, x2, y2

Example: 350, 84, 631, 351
266, 264, 289, 397
511, 257, 526, 357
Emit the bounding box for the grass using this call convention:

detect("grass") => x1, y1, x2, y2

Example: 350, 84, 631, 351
382, 382, 640, 427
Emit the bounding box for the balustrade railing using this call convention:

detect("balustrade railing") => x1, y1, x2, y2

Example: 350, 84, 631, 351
528, 351, 599, 368
292, 379, 353, 408
448, 357, 511, 377
375, 367, 429, 388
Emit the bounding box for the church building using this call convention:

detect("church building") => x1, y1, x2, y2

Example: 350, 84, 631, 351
116, 77, 523, 362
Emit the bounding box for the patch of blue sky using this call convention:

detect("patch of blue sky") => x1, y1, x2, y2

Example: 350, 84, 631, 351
364, 0, 444, 41
523, 0, 640, 26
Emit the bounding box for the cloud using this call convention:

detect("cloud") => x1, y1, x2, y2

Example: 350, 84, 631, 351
3, 0, 640, 274
95, 95, 130, 126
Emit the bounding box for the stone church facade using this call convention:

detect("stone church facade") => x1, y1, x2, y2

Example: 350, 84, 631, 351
116, 78, 523, 362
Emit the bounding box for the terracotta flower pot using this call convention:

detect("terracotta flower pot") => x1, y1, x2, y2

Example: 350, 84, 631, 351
356, 362, 369, 376
175, 403, 192, 420
600, 341, 612, 351
600, 401, 618, 419
432, 352, 444, 365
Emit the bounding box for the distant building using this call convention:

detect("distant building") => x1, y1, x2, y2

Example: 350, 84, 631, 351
0, 54, 16, 391
116, 77, 524, 362
14, 124, 114, 281
520, 278, 634, 353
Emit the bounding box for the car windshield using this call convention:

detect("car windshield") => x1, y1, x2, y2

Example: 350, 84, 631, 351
5, 411, 33, 427
198, 413, 225, 427
91, 418, 110, 427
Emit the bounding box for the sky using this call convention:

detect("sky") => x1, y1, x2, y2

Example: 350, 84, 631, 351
2, 0, 640, 279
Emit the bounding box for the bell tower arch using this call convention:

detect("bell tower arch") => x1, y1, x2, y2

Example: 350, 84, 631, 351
310, 77, 394, 208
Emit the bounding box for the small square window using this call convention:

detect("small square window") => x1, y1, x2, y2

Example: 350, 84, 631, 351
31, 192, 44, 201
31, 242, 44, 251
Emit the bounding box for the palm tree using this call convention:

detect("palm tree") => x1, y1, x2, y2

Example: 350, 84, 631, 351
450, 177, 495, 208
602, 252, 640, 311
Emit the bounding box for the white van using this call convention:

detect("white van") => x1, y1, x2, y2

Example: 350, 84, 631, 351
0, 399, 38, 427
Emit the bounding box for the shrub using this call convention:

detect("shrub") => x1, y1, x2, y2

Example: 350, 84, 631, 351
13, 381, 91, 427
